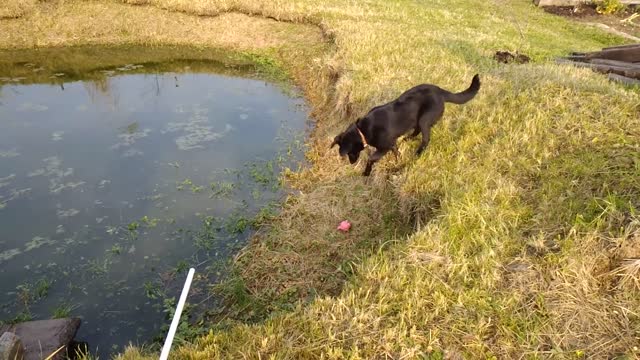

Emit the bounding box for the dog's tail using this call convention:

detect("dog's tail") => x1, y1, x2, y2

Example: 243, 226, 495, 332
442, 74, 481, 105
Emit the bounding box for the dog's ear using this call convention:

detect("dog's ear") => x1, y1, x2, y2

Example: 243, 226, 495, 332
331, 134, 341, 148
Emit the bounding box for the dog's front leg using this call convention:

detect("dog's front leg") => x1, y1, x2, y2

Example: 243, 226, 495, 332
416, 127, 431, 155
363, 149, 389, 176
392, 145, 400, 161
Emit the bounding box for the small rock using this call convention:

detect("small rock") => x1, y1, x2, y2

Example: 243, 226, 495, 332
505, 261, 531, 272
0, 332, 24, 360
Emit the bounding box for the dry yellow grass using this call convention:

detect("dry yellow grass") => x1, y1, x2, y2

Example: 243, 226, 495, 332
0, 0, 36, 19
0, 2, 320, 50
2, 0, 640, 358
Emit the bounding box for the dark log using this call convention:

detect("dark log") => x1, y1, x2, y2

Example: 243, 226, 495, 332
602, 43, 640, 51
608, 73, 640, 86
589, 58, 640, 70
585, 46, 640, 62
556, 59, 640, 79
566, 54, 589, 62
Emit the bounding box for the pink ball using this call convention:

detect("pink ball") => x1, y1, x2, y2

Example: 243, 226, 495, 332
337, 220, 351, 232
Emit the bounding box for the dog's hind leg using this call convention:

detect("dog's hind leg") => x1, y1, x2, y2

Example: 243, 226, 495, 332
416, 127, 431, 155
416, 109, 443, 155
363, 148, 389, 176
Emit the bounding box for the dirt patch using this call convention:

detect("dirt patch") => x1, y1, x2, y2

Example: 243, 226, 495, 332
543, 4, 636, 18
494, 51, 531, 64
543, 4, 640, 38
543, 5, 600, 18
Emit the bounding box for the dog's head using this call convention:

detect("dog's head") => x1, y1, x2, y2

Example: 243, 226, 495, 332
331, 122, 365, 164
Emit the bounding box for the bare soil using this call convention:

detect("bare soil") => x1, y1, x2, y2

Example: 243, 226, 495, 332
543, 4, 640, 38
494, 51, 531, 64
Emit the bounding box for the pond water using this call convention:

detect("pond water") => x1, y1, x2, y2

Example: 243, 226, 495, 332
0, 48, 309, 356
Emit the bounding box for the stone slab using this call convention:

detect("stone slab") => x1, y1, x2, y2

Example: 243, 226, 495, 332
0, 319, 81, 360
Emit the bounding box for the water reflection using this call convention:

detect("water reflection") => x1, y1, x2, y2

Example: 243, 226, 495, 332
0, 47, 308, 357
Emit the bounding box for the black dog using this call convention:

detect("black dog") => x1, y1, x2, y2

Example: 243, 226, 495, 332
331, 74, 481, 176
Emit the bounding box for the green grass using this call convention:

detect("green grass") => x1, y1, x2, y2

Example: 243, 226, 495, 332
2, 0, 640, 359
16, 278, 52, 306
52, 302, 77, 319
4, 311, 33, 325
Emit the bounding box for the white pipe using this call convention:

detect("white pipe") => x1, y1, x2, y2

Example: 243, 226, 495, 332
159, 267, 195, 360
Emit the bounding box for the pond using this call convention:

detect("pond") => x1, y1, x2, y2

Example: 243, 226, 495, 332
0, 46, 309, 356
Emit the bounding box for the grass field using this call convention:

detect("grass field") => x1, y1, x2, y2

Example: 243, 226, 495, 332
1, 0, 639, 358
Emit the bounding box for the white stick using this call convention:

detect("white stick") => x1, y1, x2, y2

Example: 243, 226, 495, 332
159, 268, 195, 360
